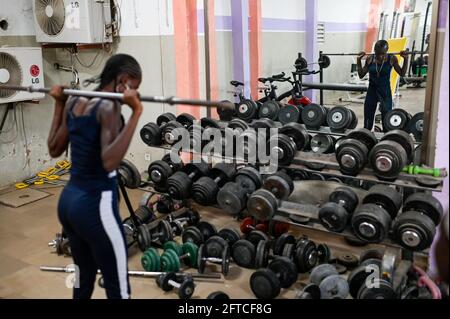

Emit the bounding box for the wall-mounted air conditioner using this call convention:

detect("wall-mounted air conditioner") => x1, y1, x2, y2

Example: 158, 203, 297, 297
32, 0, 112, 44
0, 47, 45, 104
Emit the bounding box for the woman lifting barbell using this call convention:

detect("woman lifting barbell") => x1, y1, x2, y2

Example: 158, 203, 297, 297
47, 54, 143, 299
357, 40, 409, 131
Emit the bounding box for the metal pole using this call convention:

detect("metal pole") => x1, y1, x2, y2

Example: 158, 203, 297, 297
0, 85, 235, 110
203, 0, 212, 118
319, 51, 324, 105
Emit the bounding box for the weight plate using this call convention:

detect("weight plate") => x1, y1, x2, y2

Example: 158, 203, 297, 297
237, 99, 259, 122
301, 103, 327, 129
357, 278, 396, 299
137, 225, 152, 252
317, 243, 331, 264
331, 263, 348, 274
268, 133, 297, 166
319, 202, 349, 233
176, 113, 196, 128
415, 176, 441, 188
232, 239, 256, 268
218, 228, 241, 247
408, 112, 424, 142
295, 56, 308, 70
310, 264, 339, 285
247, 189, 279, 222
392, 211, 436, 251
347, 259, 381, 298
274, 233, 296, 256
304, 161, 326, 171
217, 182, 247, 215
268, 220, 290, 237
383, 109, 411, 131
236, 166, 263, 191
310, 134, 335, 154
157, 112, 177, 126
263, 174, 292, 200
221, 245, 231, 276
140, 122, 162, 146
347, 128, 378, 151
182, 226, 204, 246
295, 239, 318, 273
134, 205, 155, 225
207, 291, 230, 299
179, 279, 195, 299
162, 120, 185, 145
161, 249, 181, 272
148, 160, 173, 185
336, 138, 369, 176
268, 257, 298, 288
319, 275, 349, 299
319, 55, 331, 69
278, 105, 301, 125
157, 219, 174, 244
197, 222, 218, 241
246, 230, 270, 246
363, 184, 402, 219
403, 192, 444, 225
381, 130, 414, 164
327, 106, 352, 132
255, 240, 270, 269
197, 244, 207, 274
200, 117, 221, 129
228, 118, 250, 132
164, 241, 183, 256
369, 140, 408, 180
205, 235, 228, 258
217, 100, 236, 121
118, 159, 142, 189
279, 122, 309, 151
282, 243, 295, 259
329, 186, 359, 213
359, 249, 384, 264
348, 109, 358, 129
141, 247, 161, 271
250, 269, 281, 299
192, 176, 218, 206
351, 204, 392, 243
259, 100, 281, 120
337, 253, 359, 268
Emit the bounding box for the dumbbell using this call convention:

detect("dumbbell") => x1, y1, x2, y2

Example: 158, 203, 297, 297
279, 236, 318, 273
156, 272, 195, 299
408, 112, 424, 142
181, 221, 217, 247
192, 163, 236, 206
263, 170, 295, 200
310, 264, 349, 299
336, 128, 378, 176
383, 109, 412, 132
295, 283, 321, 299
123, 205, 156, 246
217, 227, 241, 247
217, 166, 263, 215
137, 219, 174, 252
197, 243, 231, 276
167, 162, 210, 200
250, 257, 298, 299
310, 134, 335, 154
301, 103, 329, 129
140, 112, 177, 146
118, 159, 142, 189
148, 154, 183, 192
326, 106, 358, 132
239, 216, 268, 235
236, 98, 260, 122
156, 194, 183, 214
259, 100, 283, 121
161, 113, 197, 146
165, 208, 200, 236
402, 165, 445, 177
369, 130, 415, 180
319, 187, 359, 232
232, 239, 257, 268
161, 241, 199, 271
268, 123, 309, 166
48, 232, 71, 256
217, 100, 237, 121
278, 104, 303, 125
393, 192, 444, 251
351, 185, 402, 243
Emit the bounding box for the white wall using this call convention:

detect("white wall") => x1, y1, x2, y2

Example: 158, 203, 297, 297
318, 0, 371, 23
262, 0, 306, 19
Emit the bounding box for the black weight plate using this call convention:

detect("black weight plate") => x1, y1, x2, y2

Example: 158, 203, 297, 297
279, 122, 310, 150
301, 103, 327, 129
176, 113, 196, 128
268, 257, 298, 288
381, 130, 415, 164
329, 186, 359, 213
319, 55, 331, 69
348, 109, 358, 129
140, 122, 162, 146
232, 239, 256, 268
310, 134, 335, 154
217, 182, 247, 215
228, 118, 249, 132
415, 176, 441, 188
403, 192, 444, 225
221, 245, 231, 276
408, 112, 424, 141
255, 240, 270, 268
295, 56, 308, 70
302, 283, 321, 299
357, 279, 396, 299
319, 202, 349, 232
337, 253, 359, 268
217, 100, 236, 121
167, 171, 192, 200
295, 240, 318, 273
347, 128, 378, 151
207, 291, 230, 299
236, 166, 263, 190
304, 161, 326, 171
383, 109, 411, 131
259, 100, 281, 120
327, 106, 352, 132
317, 243, 331, 264
137, 225, 152, 252
182, 226, 204, 246
363, 184, 402, 219
197, 222, 217, 241
351, 204, 392, 243
310, 264, 339, 285
250, 269, 281, 299
201, 117, 221, 129
274, 233, 296, 256
282, 243, 295, 259
319, 275, 350, 299
269, 133, 297, 166
392, 211, 436, 251
369, 141, 408, 180
157, 112, 177, 126
263, 174, 291, 200
218, 228, 241, 247
331, 263, 348, 274
211, 163, 236, 181
247, 189, 278, 222
205, 235, 228, 258
246, 230, 270, 246
347, 259, 381, 299
336, 138, 369, 176
237, 99, 259, 122
157, 219, 174, 243
148, 160, 173, 185
197, 244, 207, 274
119, 159, 141, 189
278, 105, 301, 125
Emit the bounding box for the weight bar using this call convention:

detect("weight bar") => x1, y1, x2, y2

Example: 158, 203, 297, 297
0, 85, 235, 109
322, 51, 425, 56
39, 266, 222, 280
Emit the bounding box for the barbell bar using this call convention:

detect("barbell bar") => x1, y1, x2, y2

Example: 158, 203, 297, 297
322, 51, 425, 57
0, 85, 235, 110
40, 265, 222, 280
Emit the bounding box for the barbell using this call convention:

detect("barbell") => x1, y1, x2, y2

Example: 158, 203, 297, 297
322, 51, 425, 57
0, 85, 235, 110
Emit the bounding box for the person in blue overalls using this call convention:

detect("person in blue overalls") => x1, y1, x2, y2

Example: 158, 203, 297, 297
357, 40, 409, 131
47, 54, 143, 299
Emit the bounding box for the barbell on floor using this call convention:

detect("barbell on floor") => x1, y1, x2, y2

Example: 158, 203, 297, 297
0, 85, 235, 110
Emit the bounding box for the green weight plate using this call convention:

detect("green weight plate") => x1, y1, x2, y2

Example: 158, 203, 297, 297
141, 248, 160, 272
164, 241, 183, 256
182, 242, 199, 268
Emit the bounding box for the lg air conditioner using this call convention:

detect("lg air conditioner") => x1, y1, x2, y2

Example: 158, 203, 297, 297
32, 0, 112, 44
0, 47, 45, 104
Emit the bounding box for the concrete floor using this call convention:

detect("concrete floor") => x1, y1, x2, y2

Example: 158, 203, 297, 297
0, 88, 429, 299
